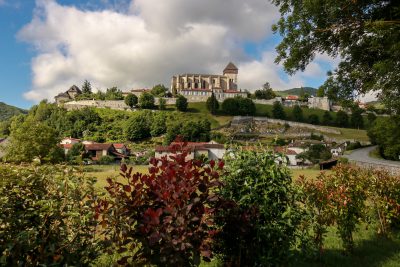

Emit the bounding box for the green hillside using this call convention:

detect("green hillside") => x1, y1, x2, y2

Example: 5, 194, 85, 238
275, 87, 317, 97
0, 102, 27, 121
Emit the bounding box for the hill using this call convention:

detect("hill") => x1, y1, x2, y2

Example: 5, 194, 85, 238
275, 87, 317, 97
0, 102, 27, 121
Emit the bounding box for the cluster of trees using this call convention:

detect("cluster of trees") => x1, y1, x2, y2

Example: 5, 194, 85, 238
368, 116, 400, 161
206, 95, 256, 116
270, 101, 366, 129
252, 82, 276, 100
0, 100, 212, 163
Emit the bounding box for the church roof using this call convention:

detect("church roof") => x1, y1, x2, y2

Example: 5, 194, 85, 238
223, 62, 238, 73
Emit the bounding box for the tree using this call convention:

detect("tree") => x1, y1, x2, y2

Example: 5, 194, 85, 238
151, 84, 168, 97
308, 114, 320, 125
150, 113, 167, 137
272, 101, 286, 119
81, 80, 92, 95
221, 97, 255, 116
316, 87, 325, 97
254, 82, 276, 100
271, 0, 400, 113
67, 142, 86, 162
350, 107, 364, 129
367, 112, 377, 126
124, 93, 138, 108
297, 144, 332, 164
158, 98, 167, 110
335, 110, 349, 128
125, 112, 152, 141
176, 95, 188, 112
292, 105, 303, 122
206, 93, 219, 114
322, 111, 333, 126
368, 116, 400, 160
139, 92, 155, 109
4, 117, 61, 163
105, 87, 124, 100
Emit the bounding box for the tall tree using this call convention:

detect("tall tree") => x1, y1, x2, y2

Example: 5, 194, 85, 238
335, 110, 349, 128
272, 101, 286, 119
292, 105, 303, 122
254, 82, 276, 100
206, 93, 219, 114
175, 95, 188, 112
272, 0, 400, 113
151, 84, 168, 97
124, 93, 138, 108
139, 92, 155, 109
81, 80, 92, 94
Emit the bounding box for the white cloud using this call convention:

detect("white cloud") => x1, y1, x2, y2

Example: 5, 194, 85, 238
19, 0, 333, 102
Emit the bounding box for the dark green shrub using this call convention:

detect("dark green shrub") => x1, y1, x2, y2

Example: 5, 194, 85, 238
97, 155, 115, 165
0, 165, 100, 265
176, 95, 188, 111
214, 148, 301, 266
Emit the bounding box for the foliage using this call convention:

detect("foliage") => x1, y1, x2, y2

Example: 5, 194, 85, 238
297, 165, 369, 253
125, 111, 152, 141
272, 101, 286, 119
335, 110, 349, 128
368, 116, 400, 160
158, 97, 167, 110
254, 82, 276, 100
81, 80, 92, 94
206, 93, 219, 114
322, 111, 333, 126
221, 97, 256, 116
124, 93, 138, 108
139, 92, 155, 109
4, 117, 62, 163
307, 114, 319, 125
0, 165, 100, 265
151, 84, 168, 97
105, 87, 124, 100
292, 105, 304, 122
271, 0, 400, 113
350, 107, 364, 129
150, 112, 167, 137
67, 142, 86, 163
176, 95, 188, 112
98, 155, 115, 165
165, 119, 211, 144
215, 148, 301, 266
368, 170, 400, 235
95, 147, 224, 266
297, 144, 331, 164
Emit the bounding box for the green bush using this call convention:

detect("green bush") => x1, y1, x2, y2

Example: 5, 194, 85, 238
0, 165, 100, 265
97, 155, 115, 165
215, 148, 301, 266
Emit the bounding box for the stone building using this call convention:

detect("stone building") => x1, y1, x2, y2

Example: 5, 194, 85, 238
308, 96, 332, 111
170, 62, 248, 101
54, 85, 82, 104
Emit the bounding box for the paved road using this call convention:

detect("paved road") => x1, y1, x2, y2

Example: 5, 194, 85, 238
345, 146, 400, 167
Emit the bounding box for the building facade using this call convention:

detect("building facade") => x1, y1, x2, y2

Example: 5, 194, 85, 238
170, 62, 247, 101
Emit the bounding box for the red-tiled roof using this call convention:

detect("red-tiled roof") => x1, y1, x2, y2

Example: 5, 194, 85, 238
286, 95, 299, 100
131, 88, 151, 92
85, 143, 113, 151
60, 144, 73, 149
113, 143, 126, 149
156, 142, 224, 153
274, 146, 298, 155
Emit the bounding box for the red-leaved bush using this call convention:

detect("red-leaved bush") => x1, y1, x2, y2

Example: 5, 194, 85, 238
95, 142, 224, 266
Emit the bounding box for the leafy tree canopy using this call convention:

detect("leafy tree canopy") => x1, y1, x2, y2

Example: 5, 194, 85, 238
151, 84, 168, 97
272, 101, 286, 119
124, 93, 138, 108
176, 95, 188, 112
139, 92, 155, 109
272, 0, 400, 112
254, 82, 276, 100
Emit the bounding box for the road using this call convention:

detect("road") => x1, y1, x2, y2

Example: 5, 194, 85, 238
345, 146, 400, 168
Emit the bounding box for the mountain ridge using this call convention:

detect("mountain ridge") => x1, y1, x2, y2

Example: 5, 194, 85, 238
0, 102, 27, 121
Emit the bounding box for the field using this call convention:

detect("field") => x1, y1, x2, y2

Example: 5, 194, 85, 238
82, 164, 148, 190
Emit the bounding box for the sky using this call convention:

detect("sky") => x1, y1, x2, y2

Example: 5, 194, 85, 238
0, 0, 340, 109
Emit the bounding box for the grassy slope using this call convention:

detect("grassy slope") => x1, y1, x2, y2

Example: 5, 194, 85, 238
275, 87, 318, 97
0, 102, 27, 121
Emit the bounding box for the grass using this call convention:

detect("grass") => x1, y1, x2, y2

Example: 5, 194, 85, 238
369, 147, 383, 159
81, 164, 149, 190
290, 168, 329, 180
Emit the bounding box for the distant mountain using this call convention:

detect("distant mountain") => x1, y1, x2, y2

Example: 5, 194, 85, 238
276, 87, 318, 97
0, 102, 27, 121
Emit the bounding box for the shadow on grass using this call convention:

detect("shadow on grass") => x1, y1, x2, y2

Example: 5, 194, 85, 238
294, 234, 400, 267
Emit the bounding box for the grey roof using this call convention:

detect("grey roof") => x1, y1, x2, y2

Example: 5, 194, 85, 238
224, 62, 238, 71
67, 85, 82, 93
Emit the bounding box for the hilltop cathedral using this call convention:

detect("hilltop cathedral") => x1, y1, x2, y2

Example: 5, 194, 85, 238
170, 62, 247, 101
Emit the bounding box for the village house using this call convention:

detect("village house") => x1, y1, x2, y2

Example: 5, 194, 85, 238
155, 141, 225, 161
170, 62, 248, 101
54, 85, 82, 104
59, 139, 130, 162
